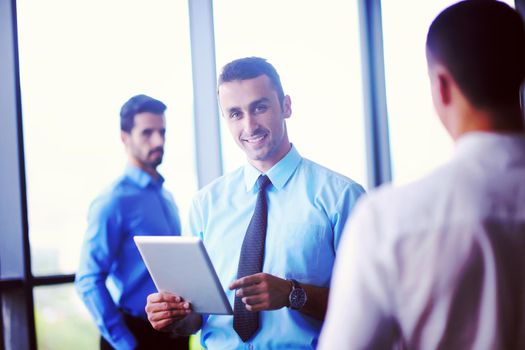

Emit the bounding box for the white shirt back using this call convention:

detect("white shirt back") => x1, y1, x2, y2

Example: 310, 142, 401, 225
319, 132, 525, 350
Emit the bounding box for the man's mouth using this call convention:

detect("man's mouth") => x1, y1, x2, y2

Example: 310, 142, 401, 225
242, 133, 267, 143
149, 149, 164, 157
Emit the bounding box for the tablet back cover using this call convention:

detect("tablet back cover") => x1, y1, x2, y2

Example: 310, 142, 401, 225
134, 236, 233, 315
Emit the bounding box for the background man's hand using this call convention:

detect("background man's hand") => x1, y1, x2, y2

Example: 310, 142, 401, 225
229, 273, 291, 312
145, 292, 192, 332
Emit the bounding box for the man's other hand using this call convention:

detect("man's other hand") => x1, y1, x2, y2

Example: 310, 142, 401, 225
229, 273, 292, 312
145, 292, 192, 332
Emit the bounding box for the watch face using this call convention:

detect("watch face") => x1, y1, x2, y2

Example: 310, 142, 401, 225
290, 288, 307, 309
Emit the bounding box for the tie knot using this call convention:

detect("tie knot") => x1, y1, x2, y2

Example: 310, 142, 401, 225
257, 175, 271, 192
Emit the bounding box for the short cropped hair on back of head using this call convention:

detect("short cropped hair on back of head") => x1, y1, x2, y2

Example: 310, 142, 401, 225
218, 57, 285, 106
120, 94, 167, 133
426, 0, 525, 109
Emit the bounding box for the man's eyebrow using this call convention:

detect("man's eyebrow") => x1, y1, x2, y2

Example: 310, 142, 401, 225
226, 106, 241, 114
225, 98, 270, 114
249, 97, 270, 109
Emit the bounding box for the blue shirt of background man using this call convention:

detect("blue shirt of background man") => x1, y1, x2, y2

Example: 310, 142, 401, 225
188, 145, 365, 350
75, 165, 181, 350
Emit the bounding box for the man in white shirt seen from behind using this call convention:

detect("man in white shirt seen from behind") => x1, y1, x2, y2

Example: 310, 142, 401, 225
319, 1, 525, 349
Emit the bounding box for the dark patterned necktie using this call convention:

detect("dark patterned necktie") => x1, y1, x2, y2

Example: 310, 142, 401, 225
233, 175, 272, 342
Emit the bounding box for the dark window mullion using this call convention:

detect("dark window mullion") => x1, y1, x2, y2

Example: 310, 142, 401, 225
1, 0, 36, 348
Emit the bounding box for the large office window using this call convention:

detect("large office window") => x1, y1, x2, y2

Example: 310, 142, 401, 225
213, 0, 367, 188
17, 0, 196, 274
16, 0, 195, 347
382, 0, 515, 185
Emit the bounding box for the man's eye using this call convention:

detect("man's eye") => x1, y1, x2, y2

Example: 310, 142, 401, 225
254, 105, 268, 113
142, 130, 153, 137
230, 111, 241, 119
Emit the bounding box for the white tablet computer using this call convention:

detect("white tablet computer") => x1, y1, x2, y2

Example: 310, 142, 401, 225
134, 236, 233, 315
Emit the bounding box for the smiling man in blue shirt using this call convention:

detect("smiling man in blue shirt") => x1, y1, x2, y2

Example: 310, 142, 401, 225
75, 95, 189, 350
145, 58, 366, 349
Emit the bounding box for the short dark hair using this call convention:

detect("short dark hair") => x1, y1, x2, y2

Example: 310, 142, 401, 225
426, 0, 525, 109
218, 57, 285, 106
120, 94, 167, 133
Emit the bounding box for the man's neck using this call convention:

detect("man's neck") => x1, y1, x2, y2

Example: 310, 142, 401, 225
129, 160, 160, 180
248, 143, 293, 173
453, 104, 525, 140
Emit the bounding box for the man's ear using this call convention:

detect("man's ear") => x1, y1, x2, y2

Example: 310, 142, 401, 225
435, 66, 452, 106
121, 131, 129, 146
429, 63, 452, 107
282, 95, 292, 119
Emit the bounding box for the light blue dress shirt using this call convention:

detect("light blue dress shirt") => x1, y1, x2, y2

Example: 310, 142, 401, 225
188, 146, 365, 349
75, 165, 181, 350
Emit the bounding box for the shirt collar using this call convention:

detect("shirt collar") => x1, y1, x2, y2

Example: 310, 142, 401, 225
243, 144, 302, 192
454, 131, 525, 160
125, 164, 164, 189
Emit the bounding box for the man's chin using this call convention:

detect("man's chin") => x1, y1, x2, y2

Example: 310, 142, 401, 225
149, 158, 163, 168
242, 142, 267, 156
245, 150, 269, 162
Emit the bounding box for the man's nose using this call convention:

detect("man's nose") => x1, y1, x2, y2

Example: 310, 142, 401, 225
243, 114, 258, 134
151, 131, 165, 147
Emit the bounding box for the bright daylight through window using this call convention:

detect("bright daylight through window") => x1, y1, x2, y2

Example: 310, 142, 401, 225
16, 0, 195, 348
